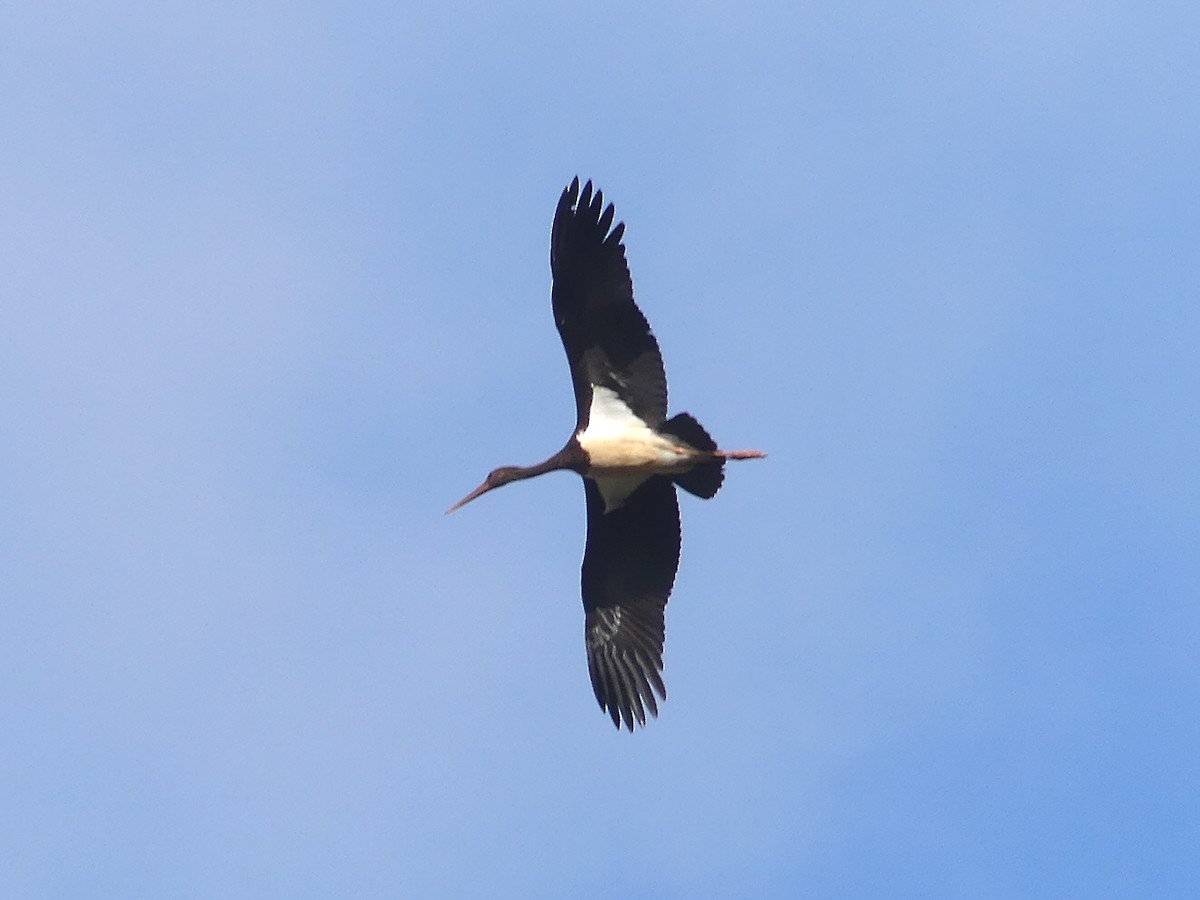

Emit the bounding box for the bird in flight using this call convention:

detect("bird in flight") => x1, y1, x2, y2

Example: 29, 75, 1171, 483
448, 178, 764, 730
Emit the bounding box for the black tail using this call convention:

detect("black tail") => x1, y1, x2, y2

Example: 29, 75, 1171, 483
659, 413, 724, 499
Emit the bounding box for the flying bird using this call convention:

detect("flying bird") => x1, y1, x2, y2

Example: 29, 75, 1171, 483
448, 178, 764, 730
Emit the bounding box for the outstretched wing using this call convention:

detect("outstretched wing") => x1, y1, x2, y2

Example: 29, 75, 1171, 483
581, 476, 681, 730
551, 178, 668, 431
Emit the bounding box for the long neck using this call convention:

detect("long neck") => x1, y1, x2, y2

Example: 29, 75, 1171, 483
513, 442, 585, 481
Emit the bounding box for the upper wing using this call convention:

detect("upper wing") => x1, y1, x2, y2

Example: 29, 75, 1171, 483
551, 178, 668, 430
581, 476, 681, 730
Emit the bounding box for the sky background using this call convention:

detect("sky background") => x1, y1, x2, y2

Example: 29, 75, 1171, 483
3, 2, 1198, 897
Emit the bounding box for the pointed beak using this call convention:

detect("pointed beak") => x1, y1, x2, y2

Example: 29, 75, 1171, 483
445, 479, 494, 515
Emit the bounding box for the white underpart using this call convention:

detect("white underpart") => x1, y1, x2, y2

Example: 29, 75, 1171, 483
578, 385, 651, 441
578, 385, 697, 513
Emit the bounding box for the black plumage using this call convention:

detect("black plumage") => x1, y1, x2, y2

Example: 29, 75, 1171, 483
447, 178, 764, 730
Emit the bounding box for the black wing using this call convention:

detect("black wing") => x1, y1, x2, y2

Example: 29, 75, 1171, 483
551, 178, 668, 430
581, 476, 680, 730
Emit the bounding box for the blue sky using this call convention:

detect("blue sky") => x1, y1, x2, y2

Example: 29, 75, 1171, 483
3, 2, 1198, 896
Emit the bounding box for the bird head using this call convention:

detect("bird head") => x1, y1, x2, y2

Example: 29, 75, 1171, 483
445, 466, 523, 514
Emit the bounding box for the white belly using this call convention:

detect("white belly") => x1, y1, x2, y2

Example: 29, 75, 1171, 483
578, 386, 698, 511
579, 431, 693, 471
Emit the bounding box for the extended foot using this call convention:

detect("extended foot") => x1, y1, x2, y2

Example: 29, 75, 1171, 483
716, 449, 767, 460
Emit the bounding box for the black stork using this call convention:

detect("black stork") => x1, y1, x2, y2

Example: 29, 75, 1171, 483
448, 178, 765, 730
